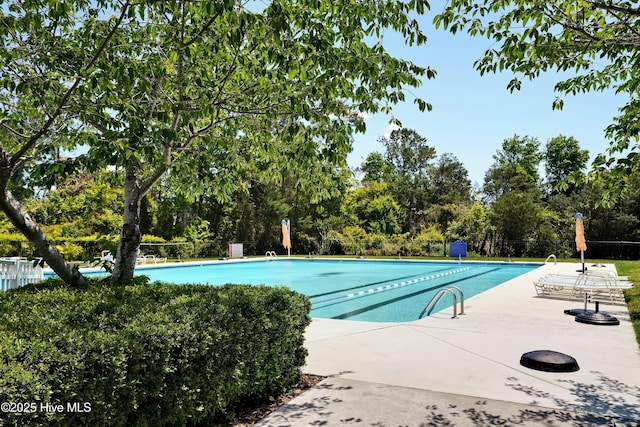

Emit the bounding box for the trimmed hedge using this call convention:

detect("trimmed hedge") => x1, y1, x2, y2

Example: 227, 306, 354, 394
0, 278, 311, 426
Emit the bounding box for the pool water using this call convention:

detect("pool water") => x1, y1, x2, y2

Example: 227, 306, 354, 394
84, 259, 539, 322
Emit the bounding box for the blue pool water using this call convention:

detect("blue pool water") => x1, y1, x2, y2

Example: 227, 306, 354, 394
73, 258, 540, 322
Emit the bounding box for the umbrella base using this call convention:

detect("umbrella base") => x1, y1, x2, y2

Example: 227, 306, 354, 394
564, 308, 595, 316
575, 311, 620, 326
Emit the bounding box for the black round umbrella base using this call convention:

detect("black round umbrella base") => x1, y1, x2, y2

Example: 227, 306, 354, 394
520, 350, 580, 372
564, 308, 595, 316
575, 312, 620, 325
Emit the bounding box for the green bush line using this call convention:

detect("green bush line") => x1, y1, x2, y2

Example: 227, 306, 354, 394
0, 235, 230, 261
0, 278, 311, 426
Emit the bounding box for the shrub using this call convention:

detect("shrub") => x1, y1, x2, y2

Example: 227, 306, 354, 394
0, 278, 311, 426
321, 229, 345, 255
54, 242, 84, 260
163, 237, 193, 260
86, 212, 123, 236
291, 232, 320, 256
141, 234, 166, 244
409, 228, 445, 256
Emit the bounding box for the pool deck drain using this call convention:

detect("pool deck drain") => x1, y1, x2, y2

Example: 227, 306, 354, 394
257, 262, 640, 426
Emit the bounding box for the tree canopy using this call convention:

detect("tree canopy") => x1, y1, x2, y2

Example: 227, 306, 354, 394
0, 0, 433, 284
544, 135, 590, 197
379, 128, 436, 234
483, 135, 542, 200
435, 0, 640, 204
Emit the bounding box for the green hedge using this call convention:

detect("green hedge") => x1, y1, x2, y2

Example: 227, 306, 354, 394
0, 278, 311, 426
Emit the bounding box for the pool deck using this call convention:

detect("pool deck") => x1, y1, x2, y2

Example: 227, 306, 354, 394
256, 261, 640, 426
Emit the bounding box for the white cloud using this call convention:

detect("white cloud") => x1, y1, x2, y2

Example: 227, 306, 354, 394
383, 122, 401, 138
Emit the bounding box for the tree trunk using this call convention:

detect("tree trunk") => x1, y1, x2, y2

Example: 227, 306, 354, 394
0, 187, 90, 288
111, 163, 143, 282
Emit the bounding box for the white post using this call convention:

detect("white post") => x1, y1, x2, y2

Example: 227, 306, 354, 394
0, 260, 11, 291
9, 257, 19, 289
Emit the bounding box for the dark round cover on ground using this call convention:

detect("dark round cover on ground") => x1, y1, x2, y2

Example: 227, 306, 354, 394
575, 311, 620, 326
520, 350, 580, 372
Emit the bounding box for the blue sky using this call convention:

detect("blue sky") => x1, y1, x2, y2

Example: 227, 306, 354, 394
348, 13, 627, 186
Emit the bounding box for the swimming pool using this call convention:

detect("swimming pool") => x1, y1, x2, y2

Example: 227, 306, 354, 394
78, 258, 540, 322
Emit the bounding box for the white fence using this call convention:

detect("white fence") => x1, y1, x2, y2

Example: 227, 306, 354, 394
0, 257, 43, 292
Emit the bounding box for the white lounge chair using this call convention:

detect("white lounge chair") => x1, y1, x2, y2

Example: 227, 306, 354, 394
585, 270, 631, 283
136, 252, 167, 264
534, 273, 633, 304
534, 274, 583, 297
136, 250, 148, 264
94, 250, 114, 263
145, 254, 167, 264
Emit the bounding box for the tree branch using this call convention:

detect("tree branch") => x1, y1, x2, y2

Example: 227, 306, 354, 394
11, 1, 133, 165
590, 1, 640, 17
0, 120, 29, 138
182, 9, 224, 46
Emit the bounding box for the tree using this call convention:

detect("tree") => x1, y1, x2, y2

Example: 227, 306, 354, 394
0, 0, 129, 286
435, 1, 640, 204
445, 201, 490, 254
544, 135, 589, 196
359, 152, 393, 183
344, 182, 403, 235
380, 128, 437, 234
27, 170, 124, 236
1, 0, 432, 284
483, 135, 542, 200
427, 152, 472, 204
576, 174, 640, 258
489, 191, 542, 256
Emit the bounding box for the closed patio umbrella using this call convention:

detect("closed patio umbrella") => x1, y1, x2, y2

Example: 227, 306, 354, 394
575, 212, 587, 273
281, 219, 291, 257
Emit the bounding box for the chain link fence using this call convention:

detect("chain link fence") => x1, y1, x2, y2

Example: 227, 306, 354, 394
316, 236, 640, 260
1, 237, 638, 262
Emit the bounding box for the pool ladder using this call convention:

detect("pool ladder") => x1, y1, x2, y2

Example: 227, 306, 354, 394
418, 286, 465, 319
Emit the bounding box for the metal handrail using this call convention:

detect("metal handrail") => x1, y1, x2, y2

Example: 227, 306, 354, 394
265, 251, 278, 260
448, 286, 464, 315
544, 254, 557, 264
418, 286, 465, 319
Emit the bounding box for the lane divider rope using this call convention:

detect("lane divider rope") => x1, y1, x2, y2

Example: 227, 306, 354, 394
313, 267, 472, 305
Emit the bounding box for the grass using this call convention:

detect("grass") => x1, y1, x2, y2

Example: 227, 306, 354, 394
614, 261, 640, 345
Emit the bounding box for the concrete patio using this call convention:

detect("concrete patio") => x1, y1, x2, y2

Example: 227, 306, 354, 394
257, 261, 640, 426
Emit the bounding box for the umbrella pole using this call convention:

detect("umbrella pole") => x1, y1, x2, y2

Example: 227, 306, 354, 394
581, 250, 585, 273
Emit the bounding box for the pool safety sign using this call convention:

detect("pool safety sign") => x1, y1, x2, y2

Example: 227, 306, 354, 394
450, 240, 467, 258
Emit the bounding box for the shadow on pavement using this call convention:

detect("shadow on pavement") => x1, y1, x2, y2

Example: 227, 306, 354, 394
256, 376, 640, 427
